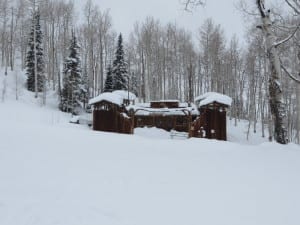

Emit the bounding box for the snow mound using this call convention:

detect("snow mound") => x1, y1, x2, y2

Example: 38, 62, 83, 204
134, 127, 171, 139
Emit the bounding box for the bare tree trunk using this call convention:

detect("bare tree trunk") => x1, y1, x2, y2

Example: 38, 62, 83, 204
10, 7, 14, 71
141, 49, 146, 102
51, 20, 55, 91
100, 39, 104, 92
257, 0, 288, 144
188, 60, 194, 103
1, 0, 8, 67
34, 17, 38, 99
2, 69, 7, 102
15, 70, 19, 101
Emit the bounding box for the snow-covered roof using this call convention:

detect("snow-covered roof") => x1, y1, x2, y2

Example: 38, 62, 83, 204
88, 92, 123, 106
195, 92, 232, 107
112, 90, 136, 101
89, 90, 137, 106
127, 103, 199, 116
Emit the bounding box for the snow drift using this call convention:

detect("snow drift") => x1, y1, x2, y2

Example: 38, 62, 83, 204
0, 71, 299, 225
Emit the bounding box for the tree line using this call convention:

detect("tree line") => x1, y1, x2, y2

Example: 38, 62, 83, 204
0, 0, 299, 144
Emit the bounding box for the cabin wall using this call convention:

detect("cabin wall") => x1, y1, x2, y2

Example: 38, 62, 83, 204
134, 115, 191, 132
202, 108, 226, 140
190, 104, 228, 141
92, 101, 133, 134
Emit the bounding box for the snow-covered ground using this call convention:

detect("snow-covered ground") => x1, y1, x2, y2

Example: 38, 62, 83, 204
0, 71, 299, 225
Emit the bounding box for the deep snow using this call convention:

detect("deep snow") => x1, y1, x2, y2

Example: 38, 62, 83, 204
0, 71, 299, 225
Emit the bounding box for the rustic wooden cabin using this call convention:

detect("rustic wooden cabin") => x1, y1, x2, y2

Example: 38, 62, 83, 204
190, 92, 232, 141
127, 100, 199, 132
89, 92, 136, 134
89, 90, 231, 141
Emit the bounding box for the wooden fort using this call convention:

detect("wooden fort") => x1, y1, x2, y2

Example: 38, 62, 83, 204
89, 91, 232, 141
88, 91, 136, 134
190, 92, 232, 140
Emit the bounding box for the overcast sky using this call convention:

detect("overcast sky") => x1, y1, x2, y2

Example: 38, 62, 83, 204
76, 0, 246, 43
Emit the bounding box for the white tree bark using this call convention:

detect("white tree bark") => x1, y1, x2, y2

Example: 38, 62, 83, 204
257, 0, 288, 144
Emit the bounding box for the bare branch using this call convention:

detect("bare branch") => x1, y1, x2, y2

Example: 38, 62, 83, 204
281, 64, 300, 84
183, 0, 206, 11
236, 1, 260, 17
285, 0, 300, 14
274, 24, 300, 31
291, 0, 300, 10
273, 23, 300, 47
257, 0, 266, 18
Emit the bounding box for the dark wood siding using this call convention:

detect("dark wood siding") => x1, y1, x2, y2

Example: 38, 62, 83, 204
92, 101, 133, 134
190, 102, 228, 141
134, 114, 191, 132
150, 101, 179, 108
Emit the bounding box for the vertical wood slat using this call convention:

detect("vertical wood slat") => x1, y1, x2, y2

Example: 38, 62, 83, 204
191, 102, 228, 141
92, 101, 133, 134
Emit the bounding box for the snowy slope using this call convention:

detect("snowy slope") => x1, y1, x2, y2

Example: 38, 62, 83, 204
0, 71, 300, 225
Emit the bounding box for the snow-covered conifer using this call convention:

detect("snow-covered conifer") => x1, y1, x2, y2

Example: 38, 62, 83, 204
60, 31, 82, 114
104, 64, 114, 92
112, 34, 128, 90
26, 10, 45, 93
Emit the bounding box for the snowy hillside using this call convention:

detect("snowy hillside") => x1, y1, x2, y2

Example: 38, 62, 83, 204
0, 72, 299, 225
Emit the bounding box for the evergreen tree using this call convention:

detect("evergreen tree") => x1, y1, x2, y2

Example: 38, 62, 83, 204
112, 34, 128, 90
26, 10, 45, 93
59, 31, 82, 114
104, 64, 114, 92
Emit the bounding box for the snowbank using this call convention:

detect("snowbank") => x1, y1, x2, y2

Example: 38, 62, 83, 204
1, 69, 300, 225
0, 102, 299, 225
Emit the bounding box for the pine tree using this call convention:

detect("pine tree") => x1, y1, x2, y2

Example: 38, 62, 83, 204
112, 34, 128, 90
26, 10, 45, 93
59, 31, 82, 114
104, 64, 114, 92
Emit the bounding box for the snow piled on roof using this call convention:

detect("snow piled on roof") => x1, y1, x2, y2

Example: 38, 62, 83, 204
195, 92, 232, 107
88, 92, 123, 105
112, 90, 136, 101
127, 103, 199, 116
88, 90, 136, 105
